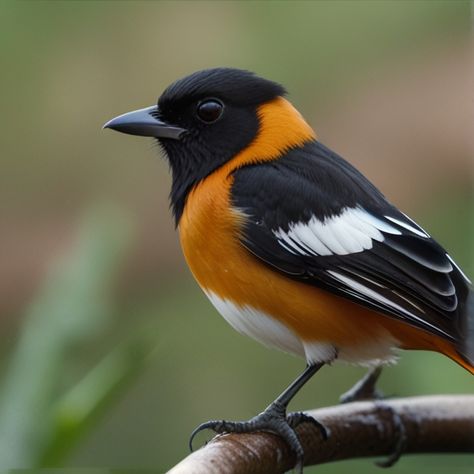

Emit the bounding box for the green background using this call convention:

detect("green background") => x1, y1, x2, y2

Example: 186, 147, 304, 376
1, 1, 472, 473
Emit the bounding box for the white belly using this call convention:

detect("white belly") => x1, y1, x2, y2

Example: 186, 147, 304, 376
205, 291, 399, 366
206, 291, 305, 357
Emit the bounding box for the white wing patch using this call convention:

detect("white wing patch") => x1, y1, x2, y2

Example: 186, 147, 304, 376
327, 270, 412, 318
327, 270, 452, 338
273, 206, 401, 257
385, 214, 430, 238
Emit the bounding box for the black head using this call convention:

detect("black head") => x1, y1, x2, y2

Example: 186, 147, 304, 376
104, 68, 286, 222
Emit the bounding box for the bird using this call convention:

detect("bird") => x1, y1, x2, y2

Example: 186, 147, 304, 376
104, 67, 473, 471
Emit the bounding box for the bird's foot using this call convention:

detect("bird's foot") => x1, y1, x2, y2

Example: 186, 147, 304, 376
339, 366, 384, 404
374, 402, 407, 468
340, 366, 406, 467
189, 402, 327, 473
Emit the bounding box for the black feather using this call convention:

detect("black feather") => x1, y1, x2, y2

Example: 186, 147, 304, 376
159, 68, 286, 109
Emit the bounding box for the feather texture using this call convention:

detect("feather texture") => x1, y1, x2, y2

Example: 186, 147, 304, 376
231, 140, 471, 344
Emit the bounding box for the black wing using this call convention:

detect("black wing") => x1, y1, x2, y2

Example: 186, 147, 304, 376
231, 141, 471, 343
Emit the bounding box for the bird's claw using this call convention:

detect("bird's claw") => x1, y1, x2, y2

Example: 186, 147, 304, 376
287, 411, 328, 440
375, 402, 407, 468
189, 419, 231, 452
189, 403, 327, 473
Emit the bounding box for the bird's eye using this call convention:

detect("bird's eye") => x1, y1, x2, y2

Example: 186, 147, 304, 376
196, 99, 224, 123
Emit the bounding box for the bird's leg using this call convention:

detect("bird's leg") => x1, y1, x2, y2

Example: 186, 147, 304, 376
339, 365, 384, 403
339, 366, 407, 467
189, 363, 327, 473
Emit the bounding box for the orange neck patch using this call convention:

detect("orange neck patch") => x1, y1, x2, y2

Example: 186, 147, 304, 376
222, 97, 316, 174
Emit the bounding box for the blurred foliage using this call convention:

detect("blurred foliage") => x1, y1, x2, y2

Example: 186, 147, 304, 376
0, 209, 153, 468
0, 1, 472, 473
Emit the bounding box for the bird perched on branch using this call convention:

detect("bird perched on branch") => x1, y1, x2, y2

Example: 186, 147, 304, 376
104, 68, 473, 472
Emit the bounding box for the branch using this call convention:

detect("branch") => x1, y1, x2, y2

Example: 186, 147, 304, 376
167, 395, 474, 474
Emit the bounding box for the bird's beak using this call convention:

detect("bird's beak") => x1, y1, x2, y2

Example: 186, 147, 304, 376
103, 105, 186, 139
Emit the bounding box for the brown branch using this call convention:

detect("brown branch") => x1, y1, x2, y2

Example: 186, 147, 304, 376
167, 395, 474, 474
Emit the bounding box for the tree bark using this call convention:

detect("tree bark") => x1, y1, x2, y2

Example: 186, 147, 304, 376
167, 395, 474, 474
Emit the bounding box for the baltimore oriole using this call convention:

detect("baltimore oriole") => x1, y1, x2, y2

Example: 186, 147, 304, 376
104, 68, 473, 471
